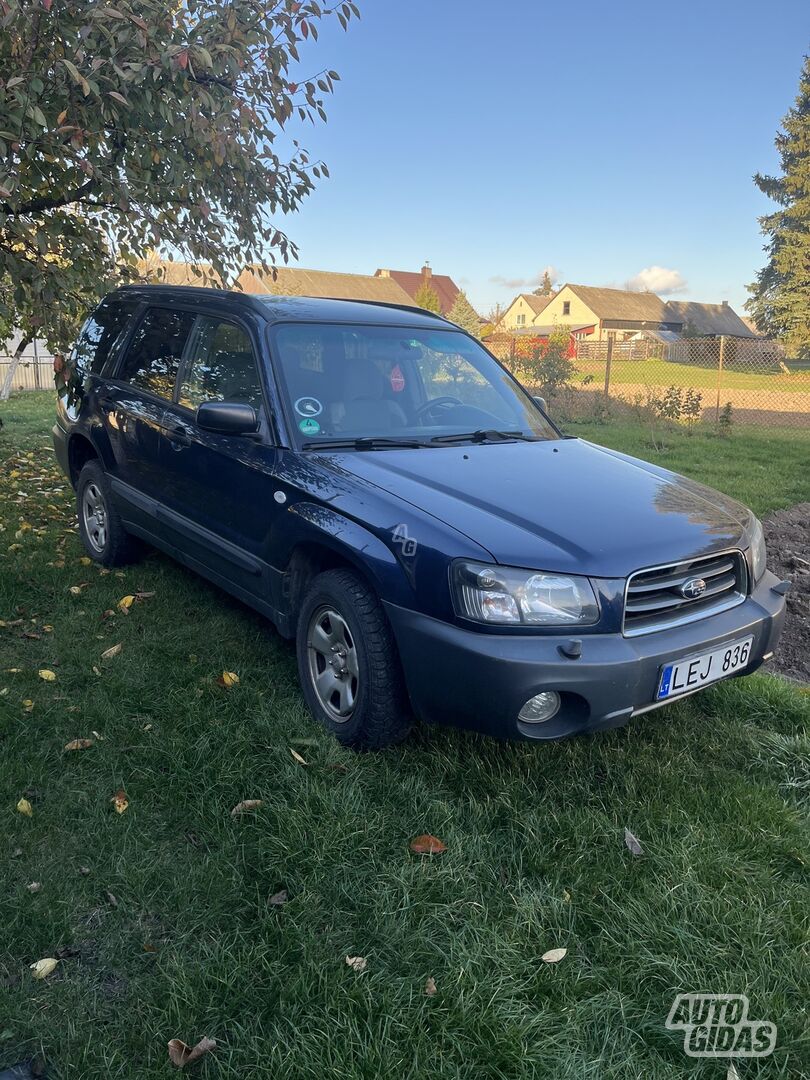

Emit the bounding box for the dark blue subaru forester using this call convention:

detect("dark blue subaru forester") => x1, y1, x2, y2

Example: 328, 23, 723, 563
53, 285, 786, 748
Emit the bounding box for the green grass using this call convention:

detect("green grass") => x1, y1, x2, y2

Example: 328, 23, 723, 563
1, 392, 808, 1079
576, 358, 810, 393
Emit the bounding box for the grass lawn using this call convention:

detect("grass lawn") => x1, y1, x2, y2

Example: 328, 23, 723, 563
1, 392, 808, 1079
575, 358, 810, 394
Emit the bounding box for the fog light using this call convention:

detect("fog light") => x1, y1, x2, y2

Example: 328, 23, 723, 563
518, 691, 561, 724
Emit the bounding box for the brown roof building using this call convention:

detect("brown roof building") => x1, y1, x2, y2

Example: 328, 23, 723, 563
374, 264, 461, 314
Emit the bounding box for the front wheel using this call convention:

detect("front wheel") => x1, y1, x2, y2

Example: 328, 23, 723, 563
296, 569, 412, 750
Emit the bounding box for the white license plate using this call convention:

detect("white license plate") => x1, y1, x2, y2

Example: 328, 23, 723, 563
656, 636, 753, 701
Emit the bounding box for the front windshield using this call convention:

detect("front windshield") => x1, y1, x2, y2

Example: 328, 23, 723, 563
270, 323, 558, 445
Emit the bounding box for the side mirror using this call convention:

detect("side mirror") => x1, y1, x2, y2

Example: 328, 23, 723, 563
533, 395, 548, 413
196, 400, 259, 436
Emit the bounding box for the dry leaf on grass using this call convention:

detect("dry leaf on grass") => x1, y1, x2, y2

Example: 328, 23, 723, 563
101, 643, 123, 660
425, 977, 437, 996
30, 958, 58, 979
16, 798, 33, 817
117, 595, 135, 613
64, 738, 93, 751
167, 1037, 216, 1069
26, 882, 42, 894
541, 948, 568, 964
345, 955, 367, 973
268, 888, 289, 906
111, 789, 129, 814
290, 747, 308, 766
409, 834, 447, 855
230, 799, 263, 816
217, 671, 239, 688
37, 669, 56, 681
624, 828, 644, 856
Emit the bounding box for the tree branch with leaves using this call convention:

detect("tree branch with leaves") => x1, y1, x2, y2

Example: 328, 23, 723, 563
0, 0, 359, 397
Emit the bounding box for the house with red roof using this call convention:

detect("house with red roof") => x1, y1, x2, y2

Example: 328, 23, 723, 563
374, 264, 461, 315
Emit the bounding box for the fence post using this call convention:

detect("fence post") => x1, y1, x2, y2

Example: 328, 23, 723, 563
715, 336, 726, 422
604, 333, 614, 403
32, 337, 40, 389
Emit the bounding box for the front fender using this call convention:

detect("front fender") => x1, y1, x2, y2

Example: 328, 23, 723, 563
275, 501, 414, 608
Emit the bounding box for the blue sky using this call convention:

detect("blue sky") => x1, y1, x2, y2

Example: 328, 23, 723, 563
281, 1, 809, 315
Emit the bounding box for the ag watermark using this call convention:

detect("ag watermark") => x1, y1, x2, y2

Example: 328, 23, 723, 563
391, 524, 417, 557
666, 993, 776, 1058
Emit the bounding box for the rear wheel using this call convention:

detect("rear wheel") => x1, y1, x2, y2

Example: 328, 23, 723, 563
76, 460, 143, 567
296, 569, 411, 750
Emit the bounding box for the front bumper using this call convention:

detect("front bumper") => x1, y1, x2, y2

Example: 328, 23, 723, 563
384, 570, 787, 740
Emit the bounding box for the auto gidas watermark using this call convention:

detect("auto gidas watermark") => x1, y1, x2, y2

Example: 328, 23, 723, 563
666, 993, 776, 1058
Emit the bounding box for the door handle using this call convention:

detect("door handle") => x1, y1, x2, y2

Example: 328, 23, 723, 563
166, 424, 192, 446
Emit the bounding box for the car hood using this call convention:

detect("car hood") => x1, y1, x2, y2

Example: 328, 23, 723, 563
314, 438, 753, 577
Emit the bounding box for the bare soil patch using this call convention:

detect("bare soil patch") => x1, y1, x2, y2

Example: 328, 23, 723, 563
763, 502, 810, 683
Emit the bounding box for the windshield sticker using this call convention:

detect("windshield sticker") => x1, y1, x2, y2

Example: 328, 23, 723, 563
298, 418, 321, 435
390, 365, 405, 392
294, 396, 323, 418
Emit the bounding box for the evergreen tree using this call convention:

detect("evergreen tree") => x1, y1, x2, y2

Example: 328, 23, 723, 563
746, 56, 810, 356
414, 281, 441, 313
533, 270, 555, 297
447, 290, 481, 337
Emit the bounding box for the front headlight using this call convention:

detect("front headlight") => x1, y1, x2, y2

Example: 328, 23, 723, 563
749, 517, 767, 583
451, 560, 599, 626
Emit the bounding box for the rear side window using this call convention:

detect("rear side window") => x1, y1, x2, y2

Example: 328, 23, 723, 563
72, 299, 138, 379
178, 318, 262, 411
119, 307, 196, 400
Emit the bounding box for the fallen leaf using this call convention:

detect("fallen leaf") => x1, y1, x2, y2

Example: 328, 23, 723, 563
135, 591, 155, 600
167, 1037, 216, 1069
144, 942, 157, 953
91, 730, 104, 741
79, 556, 92, 566
78, 866, 91, 876
22, 699, 34, 712
541, 947, 568, 964
26, 882, 42, 894
425, 976, 437, 995
268, 888, 288, 906
105, 890, 118, 908
563, 889, 572, 903
101, 643, 123, 660
345, 955, 367, 973
217, 671, 239, 688
111, 789, 129, 814
30, 958, 58, 980
230, 799, 263, 816
38, 669, 56, 681
409, 834, 447, 855
624, 828, 644, 856
16, 798, 33, 817
727, 1064, 741, 1080
64, 738, 93, 751
290, 747, 308, 765
117, 595, 135, 613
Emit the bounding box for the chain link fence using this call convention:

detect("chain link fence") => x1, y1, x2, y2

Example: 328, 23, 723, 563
487, 332, 810, 434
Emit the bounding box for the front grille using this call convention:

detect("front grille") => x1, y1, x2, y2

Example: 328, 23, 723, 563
623, 549, 747, 636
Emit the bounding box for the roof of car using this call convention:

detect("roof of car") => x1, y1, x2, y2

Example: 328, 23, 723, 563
110, 284, 454, 330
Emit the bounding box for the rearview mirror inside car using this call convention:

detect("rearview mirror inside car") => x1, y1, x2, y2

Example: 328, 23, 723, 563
196, 401, 259, 435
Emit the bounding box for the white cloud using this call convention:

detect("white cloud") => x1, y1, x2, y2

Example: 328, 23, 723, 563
626, 266, 687, 295
490, 265, 560, 291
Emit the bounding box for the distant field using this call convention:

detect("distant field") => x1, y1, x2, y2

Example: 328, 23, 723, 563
576, 358, 810, 394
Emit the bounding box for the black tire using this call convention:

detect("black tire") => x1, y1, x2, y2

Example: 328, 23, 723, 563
76, 459, 143, 567
296, 568, 412, 750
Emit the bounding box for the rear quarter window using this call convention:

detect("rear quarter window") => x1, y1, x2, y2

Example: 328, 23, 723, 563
71, 299, 139, 380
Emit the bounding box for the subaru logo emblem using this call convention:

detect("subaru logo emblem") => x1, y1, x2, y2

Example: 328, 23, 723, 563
680, 577, 707, 600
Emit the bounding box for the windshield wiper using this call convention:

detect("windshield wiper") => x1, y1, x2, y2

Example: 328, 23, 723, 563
301, 436, 428, 451
429, 429, 538, 445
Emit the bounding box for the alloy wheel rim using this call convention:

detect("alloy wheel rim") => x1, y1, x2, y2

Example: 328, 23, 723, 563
81, 482, 107, 553
306, 605, 359, 721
